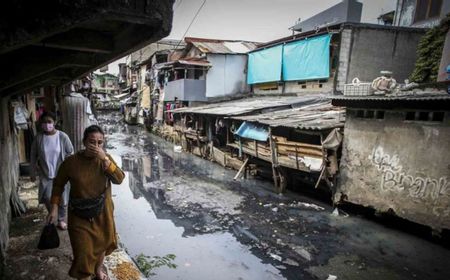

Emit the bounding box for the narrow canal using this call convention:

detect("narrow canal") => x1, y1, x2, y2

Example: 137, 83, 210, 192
100, 112, 450, 280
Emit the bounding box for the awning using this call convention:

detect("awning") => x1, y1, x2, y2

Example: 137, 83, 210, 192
235, 121, 269, 141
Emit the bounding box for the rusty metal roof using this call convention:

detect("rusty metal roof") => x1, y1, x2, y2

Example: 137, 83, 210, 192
232, 102, 345, 131
190, 41, 259, 54
171, 95, 331, 117
155, 59, 212, 69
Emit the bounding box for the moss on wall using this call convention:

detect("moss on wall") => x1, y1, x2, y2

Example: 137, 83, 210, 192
410, 14, 450, 83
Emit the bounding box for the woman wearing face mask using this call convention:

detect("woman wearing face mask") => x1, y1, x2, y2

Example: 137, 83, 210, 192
47, 125, 125, 280
30, 112, 74, 230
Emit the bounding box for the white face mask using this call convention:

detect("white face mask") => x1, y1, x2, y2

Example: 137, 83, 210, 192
42, 123, 55, 132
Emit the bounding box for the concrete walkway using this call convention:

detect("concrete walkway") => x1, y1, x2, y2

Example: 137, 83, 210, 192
4, 177, 144, 280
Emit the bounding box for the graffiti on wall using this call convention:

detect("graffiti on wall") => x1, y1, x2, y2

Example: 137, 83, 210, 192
370, 147, 450, 203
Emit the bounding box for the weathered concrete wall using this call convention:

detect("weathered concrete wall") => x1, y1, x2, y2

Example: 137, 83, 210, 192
336, 25, 424, 92
253, 80, 333, 95
0, 97, 20, 274
336, 110, 450, 230
394, 0, 450, 28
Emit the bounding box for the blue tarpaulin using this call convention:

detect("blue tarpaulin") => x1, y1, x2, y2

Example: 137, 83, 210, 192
235, 122, 269, 141
282, 34, 331, 81
247, 45, 283, 84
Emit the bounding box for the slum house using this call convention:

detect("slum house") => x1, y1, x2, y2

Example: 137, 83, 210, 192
247, 22, 426, 96
394, 0, 450, 83
332, 91, 450, 232
152, 37, 259, 125
394, 0, 450, 28
0, 0, 173, 273
230, 101, 345, 193
92, 73, 120, 95
91, 93, 121, 111
169, 96, 345, 193
122, 40, 184, 125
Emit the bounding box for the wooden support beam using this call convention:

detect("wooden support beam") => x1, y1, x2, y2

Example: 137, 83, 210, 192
269, 127, 280, 192
233, 158, 249, 181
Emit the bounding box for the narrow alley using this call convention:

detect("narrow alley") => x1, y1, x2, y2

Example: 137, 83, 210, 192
101, 111, 450, 280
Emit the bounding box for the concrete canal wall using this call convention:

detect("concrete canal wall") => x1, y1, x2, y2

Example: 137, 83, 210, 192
336, 110, 450, 231
0, 97, 20, 274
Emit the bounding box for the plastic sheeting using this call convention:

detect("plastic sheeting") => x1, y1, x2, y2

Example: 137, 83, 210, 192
247, 45, 283, 84
282, 34, 331, 81
322, 128, 343, 150
235, 121, 269, 141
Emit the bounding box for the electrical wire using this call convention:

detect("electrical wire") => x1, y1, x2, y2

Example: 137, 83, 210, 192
174, 0, 207, 50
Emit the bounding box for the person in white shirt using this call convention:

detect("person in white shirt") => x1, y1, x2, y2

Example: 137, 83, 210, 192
30, 112, 74, 230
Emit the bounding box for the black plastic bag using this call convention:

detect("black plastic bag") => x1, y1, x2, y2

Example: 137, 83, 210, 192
37, 223, 60, 250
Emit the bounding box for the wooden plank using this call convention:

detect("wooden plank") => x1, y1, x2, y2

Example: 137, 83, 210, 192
212, 147, 226, 167
233, 158, 249, 180
226, 155, 244, 170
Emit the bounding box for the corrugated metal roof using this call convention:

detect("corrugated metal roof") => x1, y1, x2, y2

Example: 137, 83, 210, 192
155, 59, 212, 69
331, 93, 450, 102
232, 102, 345, 131
191, 41, 258, 54
172, 95, 329, 116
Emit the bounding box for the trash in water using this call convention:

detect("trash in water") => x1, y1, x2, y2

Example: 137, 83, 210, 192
331, 208, 349, 217
332, 208, 339, 216
293, 246, 312, 261
173, 146, 182, 153
269, 253, 282, 262
33, 219, 42, 223
327, 275, 337, 280
272, 207, 278, 212
290, 202, 325, 211
283, 258, 300, 267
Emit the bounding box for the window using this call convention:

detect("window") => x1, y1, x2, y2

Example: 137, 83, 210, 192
415, 0, 442, 23
404, 111, 445, 122
432, 112, 445, 122
351, 109, 385, 120
376, 111, 385, 120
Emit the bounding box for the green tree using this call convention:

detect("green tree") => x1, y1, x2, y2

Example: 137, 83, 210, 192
410, 14, 450, 83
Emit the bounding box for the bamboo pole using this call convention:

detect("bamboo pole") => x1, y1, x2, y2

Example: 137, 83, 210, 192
269, 127, 279, 190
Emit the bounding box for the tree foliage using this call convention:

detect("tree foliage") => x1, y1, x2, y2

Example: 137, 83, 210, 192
410, 14, 450, 83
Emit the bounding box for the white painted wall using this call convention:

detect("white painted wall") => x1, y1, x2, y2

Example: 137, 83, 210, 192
206, 54, 249, 98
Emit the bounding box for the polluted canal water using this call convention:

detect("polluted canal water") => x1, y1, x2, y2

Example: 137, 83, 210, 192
100, 112, 450, 280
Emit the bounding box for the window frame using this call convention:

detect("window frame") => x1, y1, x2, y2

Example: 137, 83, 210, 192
414, 0, 443, 23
